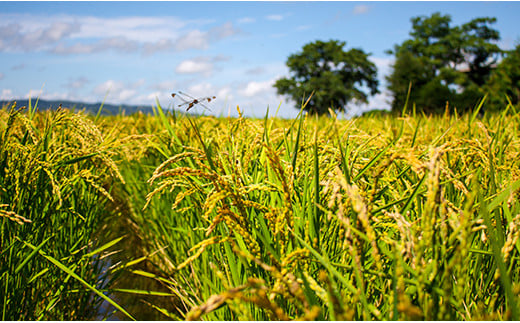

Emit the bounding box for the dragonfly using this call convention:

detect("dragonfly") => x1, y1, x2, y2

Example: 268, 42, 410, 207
171, 91, 216, 111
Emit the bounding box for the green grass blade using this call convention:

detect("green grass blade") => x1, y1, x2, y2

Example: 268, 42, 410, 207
469, 94, 487, 126
411, 117, 421, 148
479, 189, 518, 320
312, 120, 320, 247
291, 110, 304, 172
83, 236, 124, 258
353, 143, 393, 183
187, 117, 216, 172
109, 288, 177, 297
291, 229, 374, 319
486, 179, 520, 212
154, 97, 176, 138
56, 152, 99, 167
399, 171, 427, 218
145, 302, 182, 320
14, 236, 52, 274
21, 239, 136, 321
401, 81, 412, 117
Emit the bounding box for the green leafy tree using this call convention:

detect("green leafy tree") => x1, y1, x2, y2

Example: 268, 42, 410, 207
484, 44, 520, 109
274, 40, 379, 115
387, 12, 502, 114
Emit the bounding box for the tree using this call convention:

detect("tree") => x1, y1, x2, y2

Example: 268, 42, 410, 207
386, 50, 453, 113
274, 40, 379, 115
386, 12, 502, 114
484, 44, 520, 109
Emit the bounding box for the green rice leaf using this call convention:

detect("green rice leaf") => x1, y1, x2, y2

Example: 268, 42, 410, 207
21, 239, 136, 321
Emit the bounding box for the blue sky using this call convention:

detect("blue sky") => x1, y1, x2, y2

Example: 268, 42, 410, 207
1, 1, 519, 118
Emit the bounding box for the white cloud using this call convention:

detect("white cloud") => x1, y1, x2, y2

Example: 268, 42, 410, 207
75, 16, 186, 42
175, 22, 241, 51
266, 14, 284, 21
498, 37, 514, 51
92, 79, 143, 102
217, 87, 233, 101
175, 30, 209, 51
176, 58, 213, 75
53, 36, 140, 55
0, 21, 80, 52
240, 79, 275, 97
238, 17, 255, 24
152, 80, 178, 92
118, 89, 137, 102
187, 82, 216, 97
370, 57, 394, 79
142, 39, 175, 55
175, 55, 229, 76
212, 54, 231, 62
99, 36, 140, 52
64, 76, 90, 89
271, 33, 288, 39
93, 80, 124, 96
0, 89, 13, 100
210, 22, 240, 40
352, 5, 371, 15
0, 13, 239, 55
52, 43, 96, 55
296, 25, 312, 31
11, 63, 25, 71
245, 67, 266, 75
182, 83, 231, 103
352, 90, 392, 116
32, 91, 86, 103
145, 91, 164, 102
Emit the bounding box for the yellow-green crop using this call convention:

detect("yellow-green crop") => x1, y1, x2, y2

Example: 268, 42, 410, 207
3, 100, 520, 320
120, 103, 520, 320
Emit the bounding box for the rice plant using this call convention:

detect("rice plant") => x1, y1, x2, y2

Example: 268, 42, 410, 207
133, 103, 520, 320
3, 97, 520, 320
0, 102, 133, 320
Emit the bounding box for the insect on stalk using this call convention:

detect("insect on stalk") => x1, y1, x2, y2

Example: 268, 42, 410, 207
171, 91, 216, 111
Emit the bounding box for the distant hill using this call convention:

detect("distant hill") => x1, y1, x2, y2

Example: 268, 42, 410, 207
0, 99, 156, 115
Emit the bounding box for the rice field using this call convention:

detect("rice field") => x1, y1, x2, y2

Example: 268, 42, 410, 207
2, 98, 520, 320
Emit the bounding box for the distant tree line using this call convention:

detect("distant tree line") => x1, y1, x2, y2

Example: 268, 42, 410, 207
0, 99, 155, 115
275, 12, 520, 115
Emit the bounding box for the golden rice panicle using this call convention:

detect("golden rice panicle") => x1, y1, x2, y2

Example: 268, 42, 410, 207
447, 190, 475, 316
322, 166, 382, 271
415, 145, 446, 266
220, 206, 262, 258
186, 277, 290, 321
149, 167, 213, 187
281, 248, 310, 272
41, 164, 63, 208
0, 204, 31, 225
303, 271, 328, 302
171, 186, 197, 209
262, 143, 295, 253
81, 170, 114, 202
214, 173, 251, 226
502, 213, 520, 264
203, 189, 231, 221
17, 112, 38, 145
242, 132, 263, 172
151, 151, 200, 181
263, 142, 293, 203
176, 236, 230, 270
143, 179, 176, 210
385, 210, 414, 262
205, 209, 223, 236
65, 109, 126, 185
